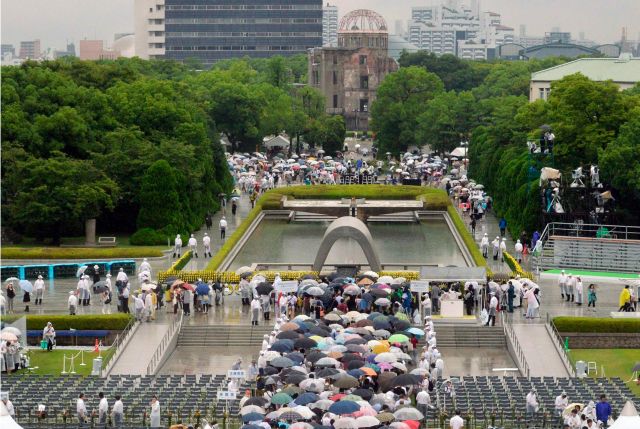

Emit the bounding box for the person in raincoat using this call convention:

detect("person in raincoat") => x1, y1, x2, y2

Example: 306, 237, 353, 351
188, 234, 198, 258
261, 293, 271, 321
480, 233, 489, 258
499, 238, 507, 262
149, 395, 161, 428
514, 240, 524, 264
34, 275, 45, 305
619, 285, 631, 311
42, 322, 56, 351
492, 236, 500, 260
524, 287, 539, 319
203, 232, 212, 258
251, 297, 261, 326
138, 258, 152, 276
92, 265, 101, 285
239, 277, 251, 305
173, 234, 182, 258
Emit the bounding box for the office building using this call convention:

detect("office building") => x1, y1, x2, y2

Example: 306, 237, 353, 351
54, 43, 77, 59
2, 44, 15, 57
135, 0, 323, 67
79, 40, 120, 60
19, 40, 41, 59
323, 3, 338, 47
309, 9, 398, 131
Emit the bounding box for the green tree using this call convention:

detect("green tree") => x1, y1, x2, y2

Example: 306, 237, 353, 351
370, 66, 444, 155
398, 51, 488, 91
7, 153, 118, 243
137, 160, 184, 232
417, 91, 476, 154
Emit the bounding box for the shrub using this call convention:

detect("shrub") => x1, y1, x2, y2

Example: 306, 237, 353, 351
447, 205, 487, 269
3, 314, 133, 330
0, 247, 164, 259
171, 250, 193, 271
553, 317, 640, 333
130, 228, 168, 246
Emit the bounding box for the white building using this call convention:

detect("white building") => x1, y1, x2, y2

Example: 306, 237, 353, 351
529, 54, 640, 102
134, 0, 165, 60
323, 3, 338, 47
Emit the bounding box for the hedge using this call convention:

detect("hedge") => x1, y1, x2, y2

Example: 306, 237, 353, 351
158, 270, 420, 284
0, 247, 164, 260
447, 205, 489, 273
553, 317, 640, 333
170, 250, 193, 272
130, 228, 168, 246
1, 314, 134, 330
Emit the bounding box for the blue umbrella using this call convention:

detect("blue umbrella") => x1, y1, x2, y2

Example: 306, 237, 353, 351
405, 327, 425, 337
242, 425, 264, 429
293, 392, 319, 406
347, 369, 365, 378
195, 282, 210, 295
18, 280, 33, 293
328, 400, 360, 415
270, 340, 294, 353
242, 413, 265, 423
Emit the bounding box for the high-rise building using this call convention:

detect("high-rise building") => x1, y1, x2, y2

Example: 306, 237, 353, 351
323, 3, 338, 47
79, 40, 120, 60
54, 43, 77, 59
1, 44, 15, 57
309, 9, 398, 131
135, 0, 323, 67
544, 31, 572, 44
19, 40, 41, 59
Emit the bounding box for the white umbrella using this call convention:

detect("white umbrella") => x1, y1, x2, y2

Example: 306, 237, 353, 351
240, 405, 266, 415
334, 417, 358, 429
293, 405, 315, 419
374, 352, 398, 363
375, 298, 391, 307
378, 276, 393, 285
393, 407, 424, 420
355, 416, 380, 428
236, 266, 253, 275
362, 271, 379, 279
311, 399, 334, 410
3, 277, 19, 284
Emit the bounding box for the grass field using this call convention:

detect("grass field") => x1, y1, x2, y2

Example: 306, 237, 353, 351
0, 246, 166, 260
568, 349, 640, 397
23, 347, 115, 376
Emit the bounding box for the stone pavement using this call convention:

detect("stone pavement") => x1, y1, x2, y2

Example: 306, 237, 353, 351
108, 322, 171, 375
512, 324, 570, 377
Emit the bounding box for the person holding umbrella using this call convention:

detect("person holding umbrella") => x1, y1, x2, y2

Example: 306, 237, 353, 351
21, 280, 32, 312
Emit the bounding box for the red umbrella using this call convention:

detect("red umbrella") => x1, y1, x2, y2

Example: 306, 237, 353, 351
403, 421, 420, 429
181, 283, 195, 291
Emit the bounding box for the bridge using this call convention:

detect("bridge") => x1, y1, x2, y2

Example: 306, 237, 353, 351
281, 196, 423, 221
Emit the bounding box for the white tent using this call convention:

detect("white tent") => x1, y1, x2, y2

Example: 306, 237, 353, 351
263, 135, 290, 149
0, 402, 22, 429
449, 147, 466, 157
539, 167, 561, 186
609, 401, 640, 429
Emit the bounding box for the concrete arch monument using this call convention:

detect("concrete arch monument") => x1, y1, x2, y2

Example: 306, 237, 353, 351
313, 216, 381, 272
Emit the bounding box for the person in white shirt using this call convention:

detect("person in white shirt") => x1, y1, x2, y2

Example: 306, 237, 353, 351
133, 293, 145, 321
188, 234, 199, 258
450, 410, 464, 429
138, 258, 152, 276
251, 297, 261, 326
422, 294, 432, 317
116, 268, 129, 285
499, 238, 507, 262
564, 409, 580, 428
98, 392, 108, 424
34, 275, 45, 305
68, 291, 78, 315
555, 392, 569, 417
480, 233, 489, 258
219, 217, 228, 240
558, 270, 567, 300
144, 291, 154, 321
514, 240, 524, 263
202, 232, 212, 257
486, 293, 498, 327
526, 389, 539, 418
173, 234, 183, 258
575, 277, 583, 306
77, 393, 87, 423
112, 395, 124, 428
150, 395, 161, 428
278, 293, 287, 318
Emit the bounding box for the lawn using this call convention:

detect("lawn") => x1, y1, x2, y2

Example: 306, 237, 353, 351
568, 349, 640, 397
21, 347, 115, 376
0, 246, 166, 260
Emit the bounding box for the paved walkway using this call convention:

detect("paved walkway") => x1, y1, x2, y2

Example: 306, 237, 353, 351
109, 322, 170, 375
512, 324, 569, 377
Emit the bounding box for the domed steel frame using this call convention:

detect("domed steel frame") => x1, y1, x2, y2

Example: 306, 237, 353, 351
339, 9, 388, 33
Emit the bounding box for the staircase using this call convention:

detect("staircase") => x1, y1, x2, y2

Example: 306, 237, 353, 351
367, 212, 419, 223
177, 325, 273, 347
291, 212, 337, 222
429, 323, 506, 348
533, 223, 640, 272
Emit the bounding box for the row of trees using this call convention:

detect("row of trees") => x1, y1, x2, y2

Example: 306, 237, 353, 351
1, 55, 344, 243
371, 53, 640, 234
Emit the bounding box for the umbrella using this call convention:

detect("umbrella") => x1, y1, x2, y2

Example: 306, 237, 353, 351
0, 332, 18, 342
388, 334, 409, 344
369, 289, 388, 298
278, 331, 300, 340
405, 327, 425, 337
563, 403, 585, 417
315, 357, 340, 367
271, 341, 294, 353
375, 353, 398, 363
315, 368, 339, 378
171, 279, 185, 289
271, 392, 294, 405
271, 357, 295, 368
18, 280, 33, 293
377, 412, 395, 423
393, 408, 424, 421
329, 401, 361, 415
1, 327, 22, 337
334, 418, 358, 429
294, 392, 319, 406
279, 410, 304, 421
362, 271, 379, 279
294, 338, 317, 350
256, 282, 273, 296
242, 412, 265, 423
282, 386, 303, 396
378, 276, 393, 284
290, 423, 314, 429
141, 282, 158, 292
196, 282, 210, 295
391, 374, 421, 387
305, 287, 325, 297
4, 277, 19, 283
357, 278, 374, 286
334, 376, 359, 389
343, 286, 361, 296
281, 322, 301, 332
323, 313, 343, 322
76, 266, 88, 278
240, 405, 266, 414
92, 281, 109, 294
375, 298, 391, 307
235, 266, 253, 275
293, 405, 315, 420
355, 416, 380, 428
311, 399, 335, 411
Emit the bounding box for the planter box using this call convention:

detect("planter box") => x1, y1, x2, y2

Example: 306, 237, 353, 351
560, 332, 640, 349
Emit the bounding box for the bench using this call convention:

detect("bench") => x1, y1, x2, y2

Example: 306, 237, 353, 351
98, 236, 117, 247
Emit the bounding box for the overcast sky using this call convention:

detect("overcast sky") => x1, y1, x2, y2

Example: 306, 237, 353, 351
2, 0, 638, 50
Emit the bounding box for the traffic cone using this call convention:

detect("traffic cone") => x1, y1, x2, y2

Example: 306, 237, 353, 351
94, 338, 100, 353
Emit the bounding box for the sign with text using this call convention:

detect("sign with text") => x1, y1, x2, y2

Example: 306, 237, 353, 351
276, 281, 299, 293
410, 280, 430, 293
217, 391, 237, 400
227, 370, 246, 379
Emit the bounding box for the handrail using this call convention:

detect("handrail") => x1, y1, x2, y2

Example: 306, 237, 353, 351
146, 312, 183, 376
102, 318, 138, 376
501, 313, 531, 378
545, 313, 576, 377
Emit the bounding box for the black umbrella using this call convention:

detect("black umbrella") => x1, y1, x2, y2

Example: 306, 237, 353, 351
346, 360, 365, 370
341, 353, 364, 363
308, 326, 330, 337
92, 281, 109, 294
244, 397, 269, 407
270, 340, 294, 353
294, 338, 317, 350
327, 272, 340, 281
262, 366, 279, 375
373, 320, 392, 330
256, 282, 273, 296
362, 293, 374, 302
286, 352, 305, 364
369, 289, 388, 298
286, 373, 308, 385
392, 374, 422, 387
345, 337, 367, 345
306, 351, 328, 364
392, 320, 411, 332
352, 388, 374, 400
277, 331, 300, 340
316, 368, 339, 378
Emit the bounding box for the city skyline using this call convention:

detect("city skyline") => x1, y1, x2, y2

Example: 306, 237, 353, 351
2, 0, 639, 52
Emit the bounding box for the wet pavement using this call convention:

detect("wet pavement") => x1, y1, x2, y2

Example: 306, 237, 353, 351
159, 346, 260, 375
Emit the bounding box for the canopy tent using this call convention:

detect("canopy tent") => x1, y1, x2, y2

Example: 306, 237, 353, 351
419, 267, 487, 283
609, 401, 640, 429
539, 167, 561, 186
264, 135, 291, 149
449, 147, 467, 157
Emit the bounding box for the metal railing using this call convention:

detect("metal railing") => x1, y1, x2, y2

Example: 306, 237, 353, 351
102, 318, 138, 376
543, 222, 640, 240
545, 313, 576, 377
501, 313, 530, 378
146, 312, 183, 376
